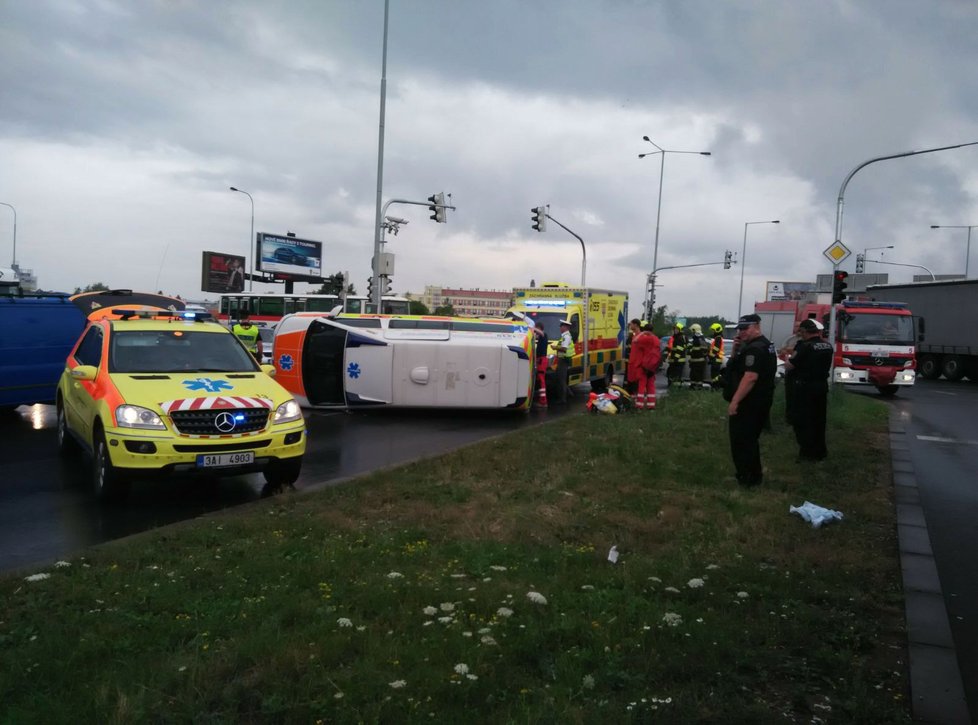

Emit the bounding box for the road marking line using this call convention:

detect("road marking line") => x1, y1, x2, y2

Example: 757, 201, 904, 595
916, 435, 978, 445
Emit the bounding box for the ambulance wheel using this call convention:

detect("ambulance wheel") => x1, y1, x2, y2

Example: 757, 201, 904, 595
93, 428, 130, 502
56, 399, 79, 458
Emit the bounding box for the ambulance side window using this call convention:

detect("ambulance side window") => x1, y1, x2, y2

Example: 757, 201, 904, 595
74, 327, 104, 367
570, 314, 580, 343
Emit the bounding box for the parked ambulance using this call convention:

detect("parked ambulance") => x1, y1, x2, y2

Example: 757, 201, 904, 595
506, 283, 628, 391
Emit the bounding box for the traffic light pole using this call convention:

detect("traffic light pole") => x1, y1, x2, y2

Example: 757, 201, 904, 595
543, 212, 586, 288
644, 258, 733, 321
372, 197, 456, 309
863, 259, 935, 281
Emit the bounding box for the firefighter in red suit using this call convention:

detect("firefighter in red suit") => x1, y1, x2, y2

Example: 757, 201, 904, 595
626, 319, 662, 410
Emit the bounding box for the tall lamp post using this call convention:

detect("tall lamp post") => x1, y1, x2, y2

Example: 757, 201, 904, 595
0, 201, 15, 266
736, 220, 780, 320
638, 136, 711, 318
229, 187, 254, 291
930, 224, 976, 278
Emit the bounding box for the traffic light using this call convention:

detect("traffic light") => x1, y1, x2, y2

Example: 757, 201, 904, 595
832, 270, 849, 304
531, 206, 546, 232
855, 253, 865, 274
382, 276, 393, 294
723, 250, 733, 269
428, 192, 446, 223
367, 277, 375, 298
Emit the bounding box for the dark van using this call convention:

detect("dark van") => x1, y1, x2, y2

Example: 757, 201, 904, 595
1, 295, 87, 409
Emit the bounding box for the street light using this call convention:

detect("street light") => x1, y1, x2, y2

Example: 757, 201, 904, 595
930, 225, 976, 278
736, 220, 780, 320
229, 187, 254, 291
0, 202, 15, 266
638, 136, 711, 318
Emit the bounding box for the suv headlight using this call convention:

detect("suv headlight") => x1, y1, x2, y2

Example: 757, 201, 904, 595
273, 399, 302, 424
116, 404, 166, 430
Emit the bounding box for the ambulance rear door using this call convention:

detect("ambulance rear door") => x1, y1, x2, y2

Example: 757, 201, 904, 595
301, 318, 392, 406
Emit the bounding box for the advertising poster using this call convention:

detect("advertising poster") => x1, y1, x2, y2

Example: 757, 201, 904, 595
257, 233, 323, 279
201, 251, 246, 293
766, 281, 815, 301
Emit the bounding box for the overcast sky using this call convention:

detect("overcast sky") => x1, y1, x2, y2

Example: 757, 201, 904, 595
2, 0, 977, 318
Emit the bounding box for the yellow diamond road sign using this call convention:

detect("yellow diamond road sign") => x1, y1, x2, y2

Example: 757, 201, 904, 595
823, 241, 851, 265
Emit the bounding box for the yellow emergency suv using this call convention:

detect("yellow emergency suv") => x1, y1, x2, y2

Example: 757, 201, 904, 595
507, 283, 628, 390
56, 310, 306, 501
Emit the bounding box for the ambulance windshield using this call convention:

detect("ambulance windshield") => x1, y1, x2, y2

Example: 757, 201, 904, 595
524, 312, 566, 339
110, 330, 259, 373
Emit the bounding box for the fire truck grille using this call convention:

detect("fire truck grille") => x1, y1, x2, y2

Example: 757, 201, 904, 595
847, 355, 905, 367
170, 409, 269, 435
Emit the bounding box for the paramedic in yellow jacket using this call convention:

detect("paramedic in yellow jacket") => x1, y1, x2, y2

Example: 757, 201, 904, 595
232, 312, 262, 361
556, 318, 575, 404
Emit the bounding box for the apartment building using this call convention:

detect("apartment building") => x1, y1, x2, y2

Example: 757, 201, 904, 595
418, 285, 514, 317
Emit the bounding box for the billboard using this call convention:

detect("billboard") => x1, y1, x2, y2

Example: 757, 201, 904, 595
201, 251, 247, 293
766, 281, 816, 301
256, 233, 323, 280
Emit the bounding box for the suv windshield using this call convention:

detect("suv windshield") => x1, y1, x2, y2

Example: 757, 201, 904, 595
110, 329, 259, 373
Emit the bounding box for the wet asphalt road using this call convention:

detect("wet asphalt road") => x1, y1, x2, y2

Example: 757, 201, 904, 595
884, 379, 978, 719
0, 402, 577, 575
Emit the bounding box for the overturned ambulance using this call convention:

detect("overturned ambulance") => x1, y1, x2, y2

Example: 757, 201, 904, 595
271, 313, 535, 410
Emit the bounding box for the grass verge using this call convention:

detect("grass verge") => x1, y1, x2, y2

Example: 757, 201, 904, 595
0, 387, 909, 723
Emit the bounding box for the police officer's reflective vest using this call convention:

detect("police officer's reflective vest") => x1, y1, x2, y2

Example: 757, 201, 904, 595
232, 323, 260, 354
558, 331, 575, 359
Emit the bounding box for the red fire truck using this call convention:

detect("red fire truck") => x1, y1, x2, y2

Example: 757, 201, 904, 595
756, 298, 916, 396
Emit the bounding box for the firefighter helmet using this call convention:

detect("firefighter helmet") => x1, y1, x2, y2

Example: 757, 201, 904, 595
674, 322, 684, 330
710, 322, 723, 334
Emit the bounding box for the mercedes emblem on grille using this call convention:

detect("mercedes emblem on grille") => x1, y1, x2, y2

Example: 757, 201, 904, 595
874, 357, 885, 366
215, 411, 237, 433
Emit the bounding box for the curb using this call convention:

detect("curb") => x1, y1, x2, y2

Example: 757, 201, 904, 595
890, 410, 970, 723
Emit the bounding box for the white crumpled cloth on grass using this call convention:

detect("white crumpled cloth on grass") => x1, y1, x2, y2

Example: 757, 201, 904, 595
789, 501, 843, 528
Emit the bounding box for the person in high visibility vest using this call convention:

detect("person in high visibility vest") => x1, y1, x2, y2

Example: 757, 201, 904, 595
687, 323, 709, 389
555, 318, 575, 404
665, 322, 688, 387
232, 312, 262, 361
707, 322, 726, 388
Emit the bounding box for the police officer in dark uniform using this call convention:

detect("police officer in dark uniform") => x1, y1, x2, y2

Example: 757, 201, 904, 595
724, 313, 778, 487
784, 318, 833, 461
